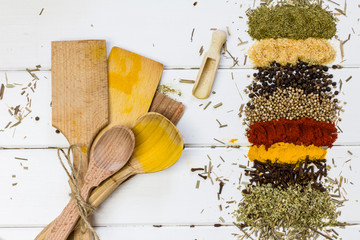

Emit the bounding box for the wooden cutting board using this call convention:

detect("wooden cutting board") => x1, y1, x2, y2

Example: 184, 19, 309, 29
52, 40, 108, 186
72, 47, 163, 240
107, 47, 164, 127
39, 46, 165, 240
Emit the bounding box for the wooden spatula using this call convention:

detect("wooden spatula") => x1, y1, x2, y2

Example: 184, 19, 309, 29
38, 47, 164, 240
72, 47, 163, 240
149, 92, 185, 124
52, 40, 108, 187
107, 47, 163, 127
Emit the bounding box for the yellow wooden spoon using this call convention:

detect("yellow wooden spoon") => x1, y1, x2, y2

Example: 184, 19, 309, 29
89, 112, 184, 207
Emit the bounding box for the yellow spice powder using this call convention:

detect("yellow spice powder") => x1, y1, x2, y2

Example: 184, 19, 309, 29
248, 38, 336, 67
248, 142, 327, 164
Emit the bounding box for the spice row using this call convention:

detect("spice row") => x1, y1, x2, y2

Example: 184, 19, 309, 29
247, 117, 338, 149
248, 38, 336, 67
235, 1, 346, 239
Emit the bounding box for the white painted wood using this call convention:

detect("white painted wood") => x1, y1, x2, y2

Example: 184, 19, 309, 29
0, 147, 359, 228
0, 0, 358, 70
0, 68, 359, 147
0, 0, 359, 238
1, 225, 360, 240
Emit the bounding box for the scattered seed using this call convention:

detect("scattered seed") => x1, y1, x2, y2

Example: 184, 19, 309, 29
179, 79, 195, 84
214, 138, 226, 145
213, 102, 223, 108
0, 84, 4, 100
226, 26, 231, 36
191, 28, 195, 42
345, 76, 352, 82
195, 180, 200, 189
203, 101, 212, 110
199, 46, 204, 56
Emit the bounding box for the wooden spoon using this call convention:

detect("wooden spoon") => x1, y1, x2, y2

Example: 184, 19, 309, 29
45, 126, 135, 240
192, 30, 227, 99
88, 112, 183, 208
35, 94, 185, 240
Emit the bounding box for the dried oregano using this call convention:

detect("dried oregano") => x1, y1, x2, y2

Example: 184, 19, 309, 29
247, 4, 337, 40
234, 184, 340, 239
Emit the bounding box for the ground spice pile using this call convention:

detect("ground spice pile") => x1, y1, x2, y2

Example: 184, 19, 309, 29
248, 38, 336, 67
247, 118, 337, 149
248, 61, 338, 97
245, 159, 327, 191
247, 4, 336, 40
248, 142, 327, 164
235, 184, 340, 240
244, 87, 340, 125
235, 1, 347, 239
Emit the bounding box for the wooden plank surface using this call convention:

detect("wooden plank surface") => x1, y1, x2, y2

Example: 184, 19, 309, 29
1, 226, 360, 240
0, 0, 360, 239
1, 147, 359, 227
0, 0, 359, 70
0, 68, 359, 147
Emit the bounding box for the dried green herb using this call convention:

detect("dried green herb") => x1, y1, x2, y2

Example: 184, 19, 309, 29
247, 4, 337, 40
158, 84, 182, 96
179, 79, 195, 84
235, 184, 340, 239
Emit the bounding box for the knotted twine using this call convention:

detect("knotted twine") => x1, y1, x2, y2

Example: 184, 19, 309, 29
57, 145, 100, 240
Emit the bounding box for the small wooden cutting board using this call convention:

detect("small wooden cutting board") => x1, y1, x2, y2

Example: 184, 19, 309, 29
107, 47, 163, 127
52, 40, 109, 185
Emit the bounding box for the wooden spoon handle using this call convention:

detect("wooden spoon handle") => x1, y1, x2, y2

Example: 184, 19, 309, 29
34, 151, 88, 240
36, 165, 134, 240
208, 30, 227, 55
44, 184, 92, 240
88, 163, 135, 207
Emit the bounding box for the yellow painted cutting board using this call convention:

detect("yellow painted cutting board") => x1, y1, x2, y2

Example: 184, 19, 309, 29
108, 47, 164, 127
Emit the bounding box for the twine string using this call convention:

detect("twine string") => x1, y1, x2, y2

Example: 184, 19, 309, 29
57, 145, 100, 240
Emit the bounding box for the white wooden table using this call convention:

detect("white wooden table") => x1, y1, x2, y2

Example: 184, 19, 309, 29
0, 0, 360, 239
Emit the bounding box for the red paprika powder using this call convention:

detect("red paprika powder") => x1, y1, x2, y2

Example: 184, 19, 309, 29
247, 117, 337, 149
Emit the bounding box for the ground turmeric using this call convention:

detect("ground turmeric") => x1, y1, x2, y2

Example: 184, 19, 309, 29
248, 142, 327, 164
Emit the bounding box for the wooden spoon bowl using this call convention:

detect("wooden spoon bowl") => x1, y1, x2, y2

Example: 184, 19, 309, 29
44, 125, 135, 240
89, 112, 184, 207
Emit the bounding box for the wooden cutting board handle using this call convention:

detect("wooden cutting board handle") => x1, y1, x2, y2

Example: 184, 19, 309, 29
51, 40, 108, 240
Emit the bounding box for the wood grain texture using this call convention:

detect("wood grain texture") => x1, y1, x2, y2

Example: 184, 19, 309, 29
51, 40, 108, 240
45, 126, 135, 240
149, 92, 185, 125
39, 49, 165, 240
108, 47, 163, 128
192, 30, 227, 99
72, 47, 163, 240
34, 95, 185, 240
52, 40, 109, 186
36, 112, 185, 240
0, 0, 359, 238
89, 113, 183, 208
